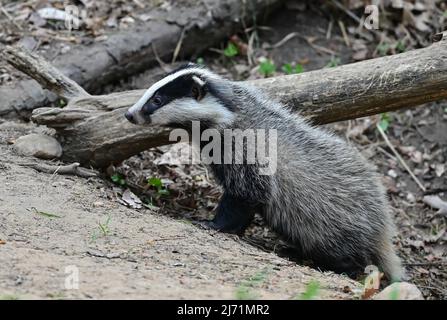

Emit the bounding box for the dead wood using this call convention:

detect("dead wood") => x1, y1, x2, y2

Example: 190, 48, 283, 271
3, 32, 447, 167
0, 0, 284, 119
19, 162, 99, 178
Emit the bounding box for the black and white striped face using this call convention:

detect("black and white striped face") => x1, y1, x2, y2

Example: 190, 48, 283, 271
125, 64, 235, 128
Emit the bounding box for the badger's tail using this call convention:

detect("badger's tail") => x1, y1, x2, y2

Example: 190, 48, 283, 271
374, 231, 404, 282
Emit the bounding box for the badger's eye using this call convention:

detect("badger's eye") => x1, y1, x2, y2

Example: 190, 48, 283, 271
153, 96, 162, 106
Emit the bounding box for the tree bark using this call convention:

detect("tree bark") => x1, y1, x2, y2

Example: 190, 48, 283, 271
0, 0, 284, 119
3, 32, 447, 167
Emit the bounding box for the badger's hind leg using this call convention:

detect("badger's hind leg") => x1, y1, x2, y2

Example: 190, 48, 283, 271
205, 192, 255, 234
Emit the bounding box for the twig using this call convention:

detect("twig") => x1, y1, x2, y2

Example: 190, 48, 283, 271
151, 43, 171, 73
149, 236, 186, 242
19, 162, 99, 178
330, 0, 361, 24
172, 27, 186, 64
266, 32, 336, 55
376, 146, 398, 162
326, 19, 333, 40
266, 32, 300, 49
308, 42, 337, 56
338, 20, 350, 47
376, 124, 426, 192
247, 31, 256, 66
0, 5, 22, 30
266, 32, 334, 54
2, 45, 89, 100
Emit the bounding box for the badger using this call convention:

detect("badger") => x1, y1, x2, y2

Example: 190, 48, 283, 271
125, 63, 403, 281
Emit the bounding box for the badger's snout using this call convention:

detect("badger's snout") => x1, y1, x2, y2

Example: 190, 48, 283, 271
125, 109, 151, 125
125, 111, 135, 124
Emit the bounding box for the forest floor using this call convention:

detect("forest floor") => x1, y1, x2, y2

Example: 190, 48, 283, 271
0, 0, 446, 299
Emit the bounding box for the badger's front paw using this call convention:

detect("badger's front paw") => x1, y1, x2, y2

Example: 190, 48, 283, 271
194, 219, 247, 235
193, 220, 221, 231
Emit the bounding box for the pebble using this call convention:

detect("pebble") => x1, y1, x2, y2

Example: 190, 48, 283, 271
374, 282, 423, 300
13, 134, 62, 160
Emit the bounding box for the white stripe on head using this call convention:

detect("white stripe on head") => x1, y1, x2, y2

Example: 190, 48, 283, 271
128, 67, 219, 114
150, 95, 235, 127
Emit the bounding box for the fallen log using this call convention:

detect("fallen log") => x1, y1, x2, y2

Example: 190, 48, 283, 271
3, 32, 447, 167
0, 0, 284, 119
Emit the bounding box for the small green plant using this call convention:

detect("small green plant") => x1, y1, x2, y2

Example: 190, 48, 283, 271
298, 280, 320, 300
235, 285, 258, 300
91, 215, 112, 242
259, 60, 276, 77
282, 63, 304, 75
46, 292, 65, 300
378, 112, 391, 132
111, 173, 126, 186
29, 207, 62, 219
196, 57, 205, 65
98, 215, 112, 237
58, 99, 67, 108
148, 177, 170, 196
326, 56, 341, 68
235, 270, 269, 300
223, 42, 239, 58
395, 40, 406, 53
377, 42, 390, 56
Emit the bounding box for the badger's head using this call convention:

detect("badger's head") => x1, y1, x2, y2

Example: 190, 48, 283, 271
125, 64, 235, 129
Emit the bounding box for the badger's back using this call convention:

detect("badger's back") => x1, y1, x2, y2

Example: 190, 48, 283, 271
226, 82, 403, 280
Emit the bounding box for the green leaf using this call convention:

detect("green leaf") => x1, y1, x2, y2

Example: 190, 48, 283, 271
326, 56, 341, 68
377, 43, 390, 56
30, 207, 62, 219
282, 63, 293, 75
235, 285, 258, 300
378, 113, 391, 132
294, 64, 304, 74
111, 173, 126, 186
395, 41, 406, 53
148, 177, 163, 189
282, 63, 304, 75
196, 57, 205, 65
299, 280, 320, 300
259, 60, 276, 77
157, 189, 170, 196
223, 42, 238, 57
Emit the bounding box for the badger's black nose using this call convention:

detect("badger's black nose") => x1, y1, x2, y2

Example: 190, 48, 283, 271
125, 111, 135, 123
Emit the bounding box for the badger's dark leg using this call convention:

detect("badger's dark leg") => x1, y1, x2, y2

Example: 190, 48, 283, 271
206, 192, 256, 234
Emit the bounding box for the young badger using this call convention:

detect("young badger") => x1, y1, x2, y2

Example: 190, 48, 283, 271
125, 63, 403, 281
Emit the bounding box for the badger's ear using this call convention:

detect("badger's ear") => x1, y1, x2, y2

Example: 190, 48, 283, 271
191, 76, 206, 101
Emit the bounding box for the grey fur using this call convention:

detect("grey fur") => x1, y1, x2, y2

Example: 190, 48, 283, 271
126, 65, 404, 281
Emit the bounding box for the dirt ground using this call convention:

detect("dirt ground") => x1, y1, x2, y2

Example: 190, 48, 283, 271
0, 0, 446, 300
0, 121, 361, 300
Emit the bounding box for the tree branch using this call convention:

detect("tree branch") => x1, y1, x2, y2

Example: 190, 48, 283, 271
4, 32, 447, 167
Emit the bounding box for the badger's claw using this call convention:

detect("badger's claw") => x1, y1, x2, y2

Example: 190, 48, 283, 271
193, 220, 221, 231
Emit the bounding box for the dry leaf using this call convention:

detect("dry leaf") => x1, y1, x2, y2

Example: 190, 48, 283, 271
434, 164, 445, 177
423, 195, 447, 216
121, 189, 142, 209
37, 7, 75, 22
374, 282, 423, 300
